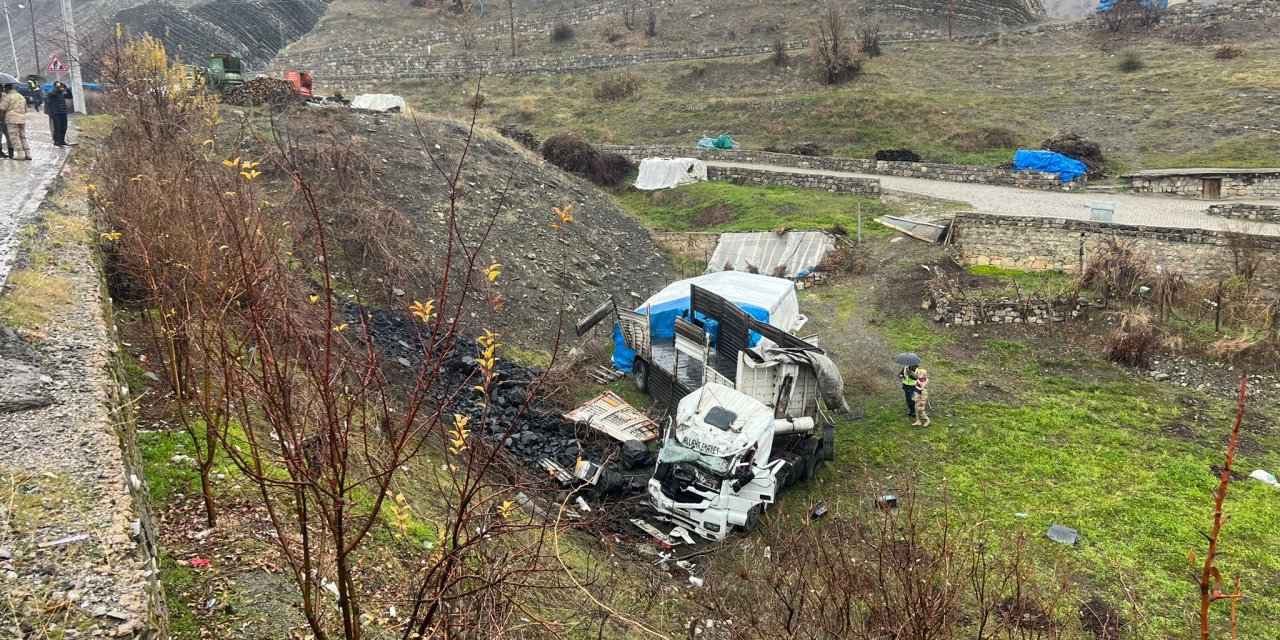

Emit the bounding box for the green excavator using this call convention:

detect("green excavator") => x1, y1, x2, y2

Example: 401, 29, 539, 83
184, 53, 244, 93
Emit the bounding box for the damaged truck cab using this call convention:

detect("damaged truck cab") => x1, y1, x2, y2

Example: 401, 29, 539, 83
588, 273, 846, 541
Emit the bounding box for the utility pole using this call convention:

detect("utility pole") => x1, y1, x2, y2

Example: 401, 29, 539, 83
17, 2, 33, 76
58, 0, 84, 113
3, 4, 19, 75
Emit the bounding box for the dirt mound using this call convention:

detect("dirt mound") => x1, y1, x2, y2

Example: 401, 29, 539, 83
280, 110, 672, 349
875, 149, 922, 162
695, 203, 736, 228
222, 77, 300, 107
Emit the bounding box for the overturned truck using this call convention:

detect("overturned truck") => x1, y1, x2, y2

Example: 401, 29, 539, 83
582, 273, 847, 540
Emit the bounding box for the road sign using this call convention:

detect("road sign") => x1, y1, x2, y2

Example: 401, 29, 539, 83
46, 54, 69, 74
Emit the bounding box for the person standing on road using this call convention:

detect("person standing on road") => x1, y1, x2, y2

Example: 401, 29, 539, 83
899, 364, 920, 419
44, 82, 71, 147
0, 85, 29, 160
25, 78, 42, 113
911, 369, 931, 427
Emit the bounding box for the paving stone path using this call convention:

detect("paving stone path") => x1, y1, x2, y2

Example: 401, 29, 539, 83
706, 160, 1280, 237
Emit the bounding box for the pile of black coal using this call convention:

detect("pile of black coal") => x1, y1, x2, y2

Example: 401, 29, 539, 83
439, 340, 641, 498
874, 149, 922, 162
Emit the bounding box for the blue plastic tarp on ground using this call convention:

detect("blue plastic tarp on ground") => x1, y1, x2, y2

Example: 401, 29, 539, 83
1096, 0, 1166, 12
612, 299, 771, 373
1014, 149, 1088, 183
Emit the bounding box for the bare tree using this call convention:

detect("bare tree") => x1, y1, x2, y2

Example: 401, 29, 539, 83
622, 0, 637, 30
1196, 373, 1248, 639
812, 1, 861, 85
644, 1, 658, 38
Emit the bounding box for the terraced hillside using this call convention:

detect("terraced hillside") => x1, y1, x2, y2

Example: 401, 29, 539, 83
274, 0, 1049, 75
0, 0, 331, 76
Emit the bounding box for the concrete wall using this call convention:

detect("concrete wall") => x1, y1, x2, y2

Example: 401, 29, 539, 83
601, 144, 1074, 190
1207, 203, 1280, 223
706, 164, 882, 196
951, 212, 1280, 282
1124, 172, 1280, 199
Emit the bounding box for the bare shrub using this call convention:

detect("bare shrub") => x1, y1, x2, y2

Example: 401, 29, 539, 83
541, 132, 595, 173
707, 490, 1069, 638
585, 151, 634, 188
1116, 48, 1145, 72
600, 22, 628, 45
1225, 228, 1263, 282
644, 1, 658, 37
771, 37, 789, 66
1082, 238, 1150, 304
466, 91, 487, 110
816, 246, 866, 276
811, 1, 862, 85
1098, 0, 1165, 31
592, 71, 644, 102
622, 0, 637, 30
859, 24, 882, 58
1206, 337, 1259, 363
550, 22, 575, 43
1104, 308, 1158, 367
1213, 44, 1245, 60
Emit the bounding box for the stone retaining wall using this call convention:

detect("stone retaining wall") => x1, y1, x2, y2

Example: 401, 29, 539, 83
1207, 203, 1280, 223
934, 295, 1091, 326
1123, 172, 1280, 199
951, 212, 1280, 282
601, 144, 1075, 190
706, 164, 882, 195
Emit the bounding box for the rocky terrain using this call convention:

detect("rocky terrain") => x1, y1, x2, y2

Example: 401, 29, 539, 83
277, 107, 674, 349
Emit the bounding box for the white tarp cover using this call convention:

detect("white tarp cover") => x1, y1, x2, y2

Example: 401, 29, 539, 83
633, 157, 708, 190
643, 271, 803, 333
668, 383, 775, 464
707, 231, 836, 279
350, 94, 407, 112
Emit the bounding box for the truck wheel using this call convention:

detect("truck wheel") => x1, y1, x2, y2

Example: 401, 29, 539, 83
800, 438, 820, 481
741, 504, 763, 533
633, 359, 650, 394
823, 425, 836, 462
776, 451, 801, 488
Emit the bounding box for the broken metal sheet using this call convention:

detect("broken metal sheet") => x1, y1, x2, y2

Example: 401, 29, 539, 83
706, 231, 836, 279
875, 216, 949, 244
632, 519, 677, 548
539, 458, 575, 485
564, 390, 659, 442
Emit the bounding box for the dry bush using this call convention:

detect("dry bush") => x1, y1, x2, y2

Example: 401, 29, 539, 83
600, 21, 629, 45
644, 1, 658, 37
707, 490, 1070, 639
1041, 132, 1107, 178
1098, 0, 1164, 31
592, 71, 645, 102
1207, 337, 1259, 363
812, 2, 862, 85
550, 22, 575, 43
541, 132, 595, 174
950, 126, 1019, 152
1104, 308, 1158, 367
585, 151, 634, 188
465, 91, 487, 110
771, 37, 789, 66
859, 24, 882, 57
1116, 48, 1145, 73
1213, 44, 1245, 60
1082, 238, 1150, 303
816, 246, 867, 276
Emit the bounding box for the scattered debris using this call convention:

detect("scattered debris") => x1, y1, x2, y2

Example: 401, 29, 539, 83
564, 391, 659, 442
586, 364, 624, 385
670, 527, 695, 545
189, 558, 212, 568
1250, 469, 1278, 487
876, 495, 898, 509
688, 576, 705, 588
1015, 512, 1029, 519
540, 458, 575, 485
631, 519, 677, 549
810, 503, 829, 520
875, 215, 949, 244
1047, 524, 1079, 545
38, 533, 89, 548
575, 496, 592, 512
349, 93, 406, 113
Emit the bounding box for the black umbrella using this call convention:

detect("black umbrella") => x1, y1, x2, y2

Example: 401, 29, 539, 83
0, 73, 18, 86
892, 352, 923, 367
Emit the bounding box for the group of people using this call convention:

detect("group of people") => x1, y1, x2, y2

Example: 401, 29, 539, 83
0, 80, 72, 161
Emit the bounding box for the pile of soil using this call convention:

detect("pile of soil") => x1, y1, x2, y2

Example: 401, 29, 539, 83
282, 109, 673, 348
763, 142, 830, 157
222, 77, 300, 107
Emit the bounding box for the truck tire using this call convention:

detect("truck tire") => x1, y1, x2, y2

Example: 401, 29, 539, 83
800, 438, 820, 481
741, 504, 763, 533
633, 359, 650, 394
823, 425, 836, 462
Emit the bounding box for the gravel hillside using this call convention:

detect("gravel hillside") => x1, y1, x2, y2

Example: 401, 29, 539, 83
280, 108, 674, 350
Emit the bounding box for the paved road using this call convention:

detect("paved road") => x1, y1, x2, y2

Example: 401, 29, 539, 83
706, 160, 1280, 237
0, 116, 68, 285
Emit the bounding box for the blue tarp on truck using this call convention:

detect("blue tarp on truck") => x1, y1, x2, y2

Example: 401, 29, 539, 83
1013, 149, 1088, 183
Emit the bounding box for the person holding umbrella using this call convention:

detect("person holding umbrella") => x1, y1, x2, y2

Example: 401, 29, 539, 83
893, 353, 923, 420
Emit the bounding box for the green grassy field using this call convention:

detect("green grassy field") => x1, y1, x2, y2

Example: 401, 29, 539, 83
401, 28, 1280, 172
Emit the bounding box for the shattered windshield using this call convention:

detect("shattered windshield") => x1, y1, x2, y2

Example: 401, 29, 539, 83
657, 439, 733, 476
